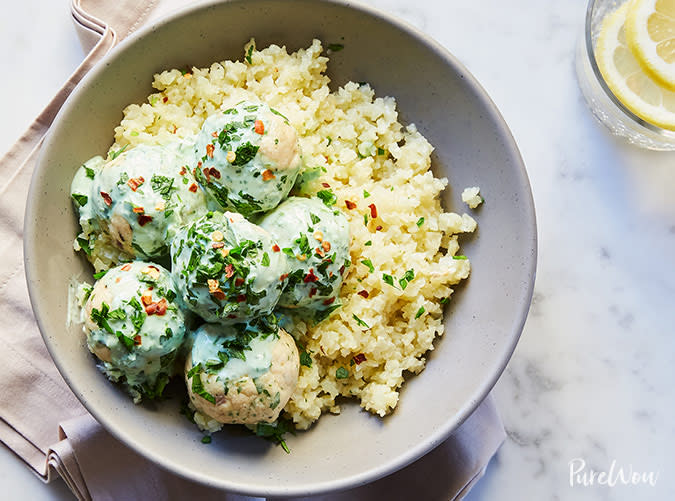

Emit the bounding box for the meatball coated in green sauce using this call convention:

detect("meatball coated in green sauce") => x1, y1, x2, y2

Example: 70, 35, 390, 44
171, 211, 289, 324
193, 101, 302, 216
185, 320, 299, 425
83, 261, 186, 402
73, 142, 208, 260
259, 197, 351, 310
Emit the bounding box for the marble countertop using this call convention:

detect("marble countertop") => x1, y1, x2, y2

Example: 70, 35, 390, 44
1, 0, 673, 500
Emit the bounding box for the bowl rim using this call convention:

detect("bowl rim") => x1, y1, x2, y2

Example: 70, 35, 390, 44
24, 0, 537, 496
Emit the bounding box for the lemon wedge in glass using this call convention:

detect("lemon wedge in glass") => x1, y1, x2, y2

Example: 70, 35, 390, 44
595, 1, 675, 130
625, 0, 675, 91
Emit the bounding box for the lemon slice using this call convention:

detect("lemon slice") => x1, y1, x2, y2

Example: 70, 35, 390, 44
625, 0, 675, 91
595, 2, 675, 130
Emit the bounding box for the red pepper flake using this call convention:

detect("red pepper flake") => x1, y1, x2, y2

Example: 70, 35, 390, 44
209, 167, 221, 179
236, 294, 247, 302
162, 96, 168, 103
322, 297, 336, 305
315, 247, 325, 257
211, 131, 218, 138
376, 225, 383, 231
234, 277, 245, 287
272, 244, 280, 252
144, 303, 158, 315
132, 207, 144, 214
133, 335, 142, 345
121, 264, 132, 271
224, 264, 234, 278
138, 214, 153, 226
212, 242, 224, 249
357, 290, 369, 298
353, 353, 367, 364
339, 265, 345, 275
197, 161, 203, 168
203, 167, 211, 182
189, 183, 198, 193
172, 125, 177, 134
156, 298, 167, 316
345, 200, 357, 210
262, 169, 276, 181
127, 176, 145, 191
279, 273, 288, 282
309, 287, 317, 298
141, 291, 153, 306
212, 290, 226, 301
206, 144, 215, 158
321, 182, 330, 188
303, 269, 318, 283
227, 314, 237, 319
254, 120, 265, 134
100, 191, 112, 206
179, 166, 187, 176
368, 203, 378, 218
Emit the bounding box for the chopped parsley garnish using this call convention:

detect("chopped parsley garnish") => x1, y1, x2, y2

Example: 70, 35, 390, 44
360, 259, 374, 273
255, 418, 294, 454
415, 307, 425, 319
363, 190, 370, 198
326, 136, 332, 146
352, 313, 370, 329
108, 308, 127, 321
191, 371, 216, 404
71, 193, 88, 207
364, 240, 372, 246
117, 172, 129, 186
310, 213, 321, 225
453, 255, 468, 260
84, 166, 95, 179
151, 174, 175, 201
363, 213, 369, 226
327, 43, 344, 52
416, 217, 425, 227
440, 297, 450, 304
282, 247, 295, 258
316, 189, 337, 207
398, 269, 415, 290
130, 131, 139, 137
77, 237, 91, 256
231, 142, 259, 166
201, 436, 212, 444
245, 45, 254, 64
335, 367, 349, 379
377, 147, 385, 156
109, 144, 128, 160
92, 270, 107, 280
299, 350, 312, 368
382, 273, 395, 288
269, 107, 289, 122
261, 252, 270, 267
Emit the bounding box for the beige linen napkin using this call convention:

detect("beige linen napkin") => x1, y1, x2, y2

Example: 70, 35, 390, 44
0, 0, 506, 499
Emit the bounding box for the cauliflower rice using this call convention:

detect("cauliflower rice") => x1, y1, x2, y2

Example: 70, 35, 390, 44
111, 39, 476, 430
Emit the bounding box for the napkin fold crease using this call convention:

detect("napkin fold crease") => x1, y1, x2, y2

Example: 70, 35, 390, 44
0, 1, 506, 499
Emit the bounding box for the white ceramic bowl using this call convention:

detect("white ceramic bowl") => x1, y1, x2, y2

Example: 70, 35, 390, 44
24, 0, 536, 496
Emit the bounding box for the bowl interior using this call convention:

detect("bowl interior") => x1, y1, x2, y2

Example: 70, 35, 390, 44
25, 0, 536, 496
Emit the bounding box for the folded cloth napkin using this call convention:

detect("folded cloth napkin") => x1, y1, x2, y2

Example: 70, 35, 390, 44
0, 0, 506, 499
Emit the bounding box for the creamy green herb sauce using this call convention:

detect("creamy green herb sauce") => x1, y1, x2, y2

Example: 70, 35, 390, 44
260, 197, 350, 309
193, 101, 302, 216
171, 211, 288, 323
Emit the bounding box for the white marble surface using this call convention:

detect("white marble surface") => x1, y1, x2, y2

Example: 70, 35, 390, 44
1, 0, 674, 500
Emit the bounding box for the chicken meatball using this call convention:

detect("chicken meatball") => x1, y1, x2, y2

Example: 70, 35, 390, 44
185, 320, 299, 424
171, 211, 288, 324
83, 261, 186, 402
193, 101, 302, 216
259, 197, 351, 310
73, 142, 207, 261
